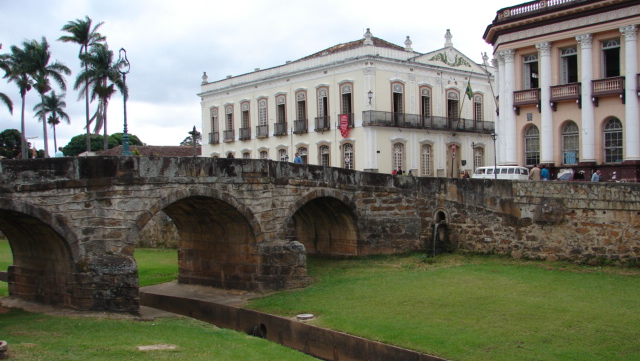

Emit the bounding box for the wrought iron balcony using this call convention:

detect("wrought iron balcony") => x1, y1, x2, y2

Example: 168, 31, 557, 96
209, 132, 219, 144
239, 127, 251, 141
274, 122, 288, 136
293, 119, 308, 134
338, 113, 355, 128
362, 111, 494, 134
256, 124, 269, 139
315, 116, 331, 132
223, 129, 234, 142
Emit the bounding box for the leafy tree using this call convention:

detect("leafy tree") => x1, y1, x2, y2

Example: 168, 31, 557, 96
28, 37, 71, 157
109, 132, 143, 146
62, 133, 117, 157
1, 42, 34, 159
59, 16, 106, 154
180, 132, 201, 146
75, 43, 125, 151
34, 91, 69, 151
0, 129, 23, 158
0, 129, 40, 159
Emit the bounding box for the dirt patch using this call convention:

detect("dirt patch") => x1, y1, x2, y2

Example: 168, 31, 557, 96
137, 344, 177, 351
0, 297, 177, 320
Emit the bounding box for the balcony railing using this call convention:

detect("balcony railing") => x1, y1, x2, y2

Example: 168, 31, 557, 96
592, 76, 625, 106
256, 124, 269, 139
550, 83, 581, 102
209, 132, 219, 144
514, 88, 540, 106
362, 111, 494, 134
338, 113, 355, 128
223, 129, 234, 142
293, 119, 308, 134
315, 116, 331, 131
495, 0, 580, 22
239, 127, 251, 141
274, 122, 288, 136
592, 76, 624, 97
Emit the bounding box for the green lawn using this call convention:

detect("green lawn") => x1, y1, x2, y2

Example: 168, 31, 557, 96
2, 239, 640, 361
0, 238, 11, 296
0, 309, 315, 361
134, 247, 178, 286
247, 254, 640, 361
0, 240, 314, 361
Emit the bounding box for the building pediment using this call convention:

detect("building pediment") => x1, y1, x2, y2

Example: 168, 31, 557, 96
413, 47, 487, 74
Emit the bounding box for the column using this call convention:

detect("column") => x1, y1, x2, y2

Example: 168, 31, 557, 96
501, 49, 517, 165
536, 42, 554, 165
621, 25, 639, 161
576, 34, 595, 163
493, 57, 503, 165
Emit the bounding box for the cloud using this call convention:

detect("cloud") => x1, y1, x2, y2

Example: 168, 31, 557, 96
0, 0, 516, 152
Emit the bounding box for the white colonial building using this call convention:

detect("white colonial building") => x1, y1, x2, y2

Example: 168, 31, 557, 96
199, 29, 497, 177
484, 0, 640, 181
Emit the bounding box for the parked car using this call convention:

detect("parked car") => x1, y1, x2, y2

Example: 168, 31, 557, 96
472, 166, 530, 180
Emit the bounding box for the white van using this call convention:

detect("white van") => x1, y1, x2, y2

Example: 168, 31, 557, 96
471, 166, 530, 180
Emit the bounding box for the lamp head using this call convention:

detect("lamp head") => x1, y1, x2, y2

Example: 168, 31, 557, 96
117, 48, 130, 75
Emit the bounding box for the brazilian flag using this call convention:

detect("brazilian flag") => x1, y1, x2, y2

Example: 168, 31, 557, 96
465, 80, 473, 100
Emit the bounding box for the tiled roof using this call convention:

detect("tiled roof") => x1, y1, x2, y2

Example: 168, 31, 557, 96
297, 36, 406, 61
98, 145, 201, 157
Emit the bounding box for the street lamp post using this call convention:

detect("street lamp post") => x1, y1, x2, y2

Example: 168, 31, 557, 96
471, 142, 476, 172
490, 132, 498, 179
117, 48, 132, 156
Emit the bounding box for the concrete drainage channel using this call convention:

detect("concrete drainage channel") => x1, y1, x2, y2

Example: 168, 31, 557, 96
140, 290, 448, 361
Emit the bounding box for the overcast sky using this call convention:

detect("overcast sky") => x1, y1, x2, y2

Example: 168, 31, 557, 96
0, 0, 517, 152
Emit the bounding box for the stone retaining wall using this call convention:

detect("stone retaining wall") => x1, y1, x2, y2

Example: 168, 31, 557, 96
447, 179, 640, 265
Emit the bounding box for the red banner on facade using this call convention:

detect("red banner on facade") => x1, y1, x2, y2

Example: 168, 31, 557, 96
339, 114, 349, 138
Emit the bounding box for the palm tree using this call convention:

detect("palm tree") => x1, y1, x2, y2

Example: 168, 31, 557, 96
75, 43, 125, 151
1, 43, 34, 159
33, 91, 69, 152
0, 54, 14, 113
59, 16, 105, 154
0, 92, 12, 114
27, 37, 71, 158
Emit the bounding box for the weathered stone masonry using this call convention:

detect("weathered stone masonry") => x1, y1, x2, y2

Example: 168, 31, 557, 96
0, 157, 638, 312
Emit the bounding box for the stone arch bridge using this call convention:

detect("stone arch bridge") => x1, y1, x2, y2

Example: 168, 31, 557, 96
0, 157, 638, 312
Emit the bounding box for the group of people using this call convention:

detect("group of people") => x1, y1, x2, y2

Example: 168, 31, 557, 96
392, 167, 413, 176
528, 164, 550, 181
530, 164, 602, 182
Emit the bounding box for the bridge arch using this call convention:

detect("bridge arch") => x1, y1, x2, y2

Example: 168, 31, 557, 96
0, 200, 78, 308
131, 185, 265, 290
282, 189, 359, 257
